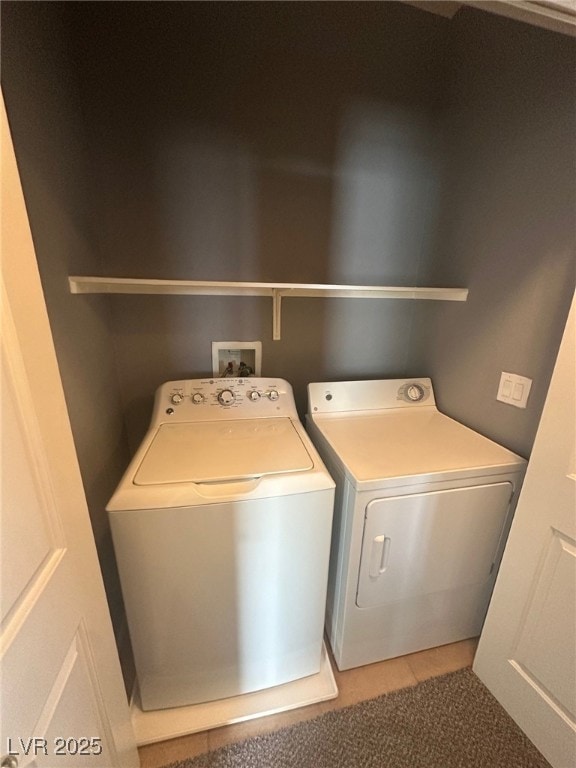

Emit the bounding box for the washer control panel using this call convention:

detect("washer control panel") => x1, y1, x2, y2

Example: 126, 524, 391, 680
153, 378, 297, 424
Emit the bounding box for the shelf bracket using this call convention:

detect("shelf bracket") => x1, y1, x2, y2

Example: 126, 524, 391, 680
272, 289, 282, 341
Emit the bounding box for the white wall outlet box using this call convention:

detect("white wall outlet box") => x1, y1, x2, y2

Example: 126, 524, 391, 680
497, 371, 532, 409
212, 341, 262, 378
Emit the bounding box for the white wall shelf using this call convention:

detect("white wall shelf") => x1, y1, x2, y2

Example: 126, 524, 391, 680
68, 276, 468, 341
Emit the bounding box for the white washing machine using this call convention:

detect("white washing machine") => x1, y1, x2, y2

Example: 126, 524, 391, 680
107, 377, 334, 711
306, 378, 527, 671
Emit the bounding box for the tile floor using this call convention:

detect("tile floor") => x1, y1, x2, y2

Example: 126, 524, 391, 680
138, 638, 478, 768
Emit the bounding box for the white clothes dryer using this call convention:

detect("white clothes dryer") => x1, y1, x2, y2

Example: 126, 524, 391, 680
108, 377, 334, 711
306, 378, 527, 671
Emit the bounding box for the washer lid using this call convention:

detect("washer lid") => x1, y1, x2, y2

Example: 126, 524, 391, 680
313, 409, 524, 483
134, 418, 313, 485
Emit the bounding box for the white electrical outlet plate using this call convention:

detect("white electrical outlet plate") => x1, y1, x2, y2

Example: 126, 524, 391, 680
497, 371, 532, 409
212, 341, 262, 378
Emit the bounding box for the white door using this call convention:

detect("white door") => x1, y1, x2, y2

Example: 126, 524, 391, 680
473, 293, 576, 768
1, 97, 139, 767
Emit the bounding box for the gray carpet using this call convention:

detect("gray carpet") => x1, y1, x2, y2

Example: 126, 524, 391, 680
163, 668, 551, 768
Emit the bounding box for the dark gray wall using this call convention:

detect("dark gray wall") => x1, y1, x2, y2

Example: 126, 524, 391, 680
409, 8, 576, 457
1, 2, 133, 683
62, 2, 453, 447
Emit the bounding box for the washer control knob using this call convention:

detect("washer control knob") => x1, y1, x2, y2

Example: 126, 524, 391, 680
266, 389, 280, 401
191, 392, 205, 404
170, 392, 183, 405
248, 390, 261, 401
218, 389, 235, 406
406, 384, 425, 402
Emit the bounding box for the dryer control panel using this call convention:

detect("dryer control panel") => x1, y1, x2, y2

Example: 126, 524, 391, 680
308, 378, 435, 414
151, 378, 298, 424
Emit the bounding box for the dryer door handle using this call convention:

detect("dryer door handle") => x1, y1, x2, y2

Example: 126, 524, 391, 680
369, 535, 391, 579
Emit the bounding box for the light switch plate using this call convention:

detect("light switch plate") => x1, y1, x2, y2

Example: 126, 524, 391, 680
497, 371, 532, 409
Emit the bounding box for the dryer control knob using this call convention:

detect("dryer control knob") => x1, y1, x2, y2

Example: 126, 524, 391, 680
406, 384, 425, 402
191, 392, 205, 404
218, 389, 235, 406
170, 393, 183, 405
248, 390, 261, 401
266, 389, 280, 401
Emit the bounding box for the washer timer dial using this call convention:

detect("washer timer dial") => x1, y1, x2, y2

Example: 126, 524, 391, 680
217, 389, 235, 406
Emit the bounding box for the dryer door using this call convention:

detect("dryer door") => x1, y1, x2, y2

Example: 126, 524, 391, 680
356, 482, 513, 609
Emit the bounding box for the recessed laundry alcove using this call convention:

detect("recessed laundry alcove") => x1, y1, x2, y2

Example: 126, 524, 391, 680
2, 0, 574, 719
